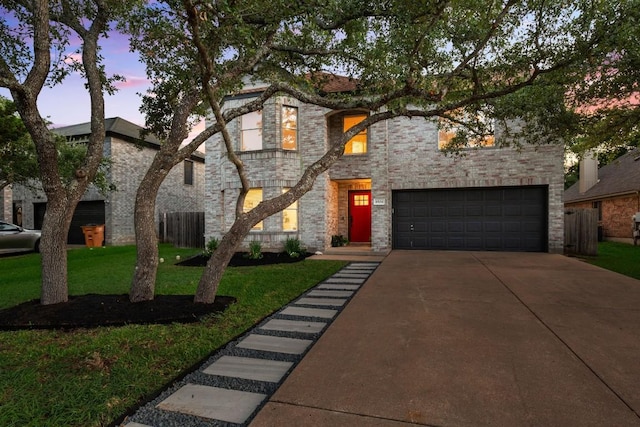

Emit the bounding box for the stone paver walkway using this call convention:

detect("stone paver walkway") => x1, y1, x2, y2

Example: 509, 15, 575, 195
120, 261, 378, 427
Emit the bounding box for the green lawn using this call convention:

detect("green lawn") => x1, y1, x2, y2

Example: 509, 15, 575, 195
0, 245, 346, 427
584, 241, 640, 280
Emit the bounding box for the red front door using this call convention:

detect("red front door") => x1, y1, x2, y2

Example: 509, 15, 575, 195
349, 190, 372, 242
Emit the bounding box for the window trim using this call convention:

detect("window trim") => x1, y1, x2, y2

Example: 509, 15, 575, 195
241, 110, 263, 151
282, 188, 298, 231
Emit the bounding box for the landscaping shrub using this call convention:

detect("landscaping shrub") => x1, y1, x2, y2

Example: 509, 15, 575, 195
283, 237, 304, 258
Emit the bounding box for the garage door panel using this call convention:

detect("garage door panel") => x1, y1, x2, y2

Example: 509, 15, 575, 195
504, 205, 522, 216
448, 206, 464, 217
485, 206, 501, 216
448, 222, 464, 232
485, 221, 502, 232
523, 222, 541, 232
465, 206, 483, 216
393, 187, 547, 252
431, 207, 446, 217
466, 222, 483, 232
504, 222, 521, 232
431, 221, 446, 232
447, 237, 465, 249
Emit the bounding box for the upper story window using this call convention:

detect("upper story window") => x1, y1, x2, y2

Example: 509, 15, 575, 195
282, 106, 298, 150
184, 160, 193, 185
241, 110, 262, 151
343, 114, 367, 155
243, 188, 263, 230
438, 111, 495, 150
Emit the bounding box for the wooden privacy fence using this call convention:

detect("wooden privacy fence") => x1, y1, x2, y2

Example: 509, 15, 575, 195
564, 208, 598, 256
159, 211, 205, 249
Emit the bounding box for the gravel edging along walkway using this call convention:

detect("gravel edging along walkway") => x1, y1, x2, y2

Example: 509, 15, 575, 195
117, 262, 379, 427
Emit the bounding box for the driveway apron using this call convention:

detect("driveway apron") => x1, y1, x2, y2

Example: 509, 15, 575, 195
251, 251, 640, 427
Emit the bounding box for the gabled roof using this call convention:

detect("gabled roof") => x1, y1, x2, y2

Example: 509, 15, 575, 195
231, 72, 360, 98
52, 117, 204, 162
565, 148, 640, 202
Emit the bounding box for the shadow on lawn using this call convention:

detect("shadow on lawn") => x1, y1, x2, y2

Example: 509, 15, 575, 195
0, 251, 309, 331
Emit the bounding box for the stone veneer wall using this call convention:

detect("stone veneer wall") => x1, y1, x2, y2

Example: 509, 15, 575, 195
383, 116, 565, 253
205, 96, 332, 251
106, 137, 204, 245
11, 136, 204, 245
206, 95, 565, 253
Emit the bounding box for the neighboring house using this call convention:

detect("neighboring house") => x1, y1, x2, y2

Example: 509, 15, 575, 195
565, 149, 640, 242
7, 117, 204, 245
205, 77, 564, 254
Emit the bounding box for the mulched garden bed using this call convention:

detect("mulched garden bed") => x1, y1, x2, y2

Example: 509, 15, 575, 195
0, 251, 310, 331
177, 251, 311, 267
0, 294, 236, 331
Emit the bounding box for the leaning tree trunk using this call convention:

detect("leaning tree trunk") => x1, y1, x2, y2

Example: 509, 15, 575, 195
194, 218, 255, 303
130, 169, 167, 302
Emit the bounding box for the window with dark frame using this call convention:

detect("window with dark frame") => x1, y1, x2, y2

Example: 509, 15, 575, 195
184, 160, 193, 185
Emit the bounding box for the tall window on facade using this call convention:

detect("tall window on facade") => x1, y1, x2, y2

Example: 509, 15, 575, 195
343, 114, 367, 155
438, 110, 495, 150
282, 188, 298, 231
282, 106, 298, 150
243, 188, 263, 230
241, 110, 262, 151
184, 160, 193, 185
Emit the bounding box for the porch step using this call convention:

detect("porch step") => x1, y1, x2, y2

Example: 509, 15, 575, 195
323, 246, 387, 257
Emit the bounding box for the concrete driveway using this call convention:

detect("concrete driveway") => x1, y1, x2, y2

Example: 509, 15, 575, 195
251, 251, 640, 426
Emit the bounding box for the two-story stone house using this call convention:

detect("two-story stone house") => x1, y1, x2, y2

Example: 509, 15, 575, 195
8, 117, 205, 245
205, 79, 564, 254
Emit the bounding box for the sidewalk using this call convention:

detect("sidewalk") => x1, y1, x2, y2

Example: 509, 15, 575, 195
250, 251, 640, 426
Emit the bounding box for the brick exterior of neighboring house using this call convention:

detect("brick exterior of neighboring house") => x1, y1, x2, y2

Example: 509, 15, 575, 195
565, 149, 640, 242
5, 117, 204, 245
205, 86, 564, 254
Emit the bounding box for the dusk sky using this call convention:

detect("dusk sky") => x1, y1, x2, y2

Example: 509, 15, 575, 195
1, 31, 147, 128
0, 28, 207, 142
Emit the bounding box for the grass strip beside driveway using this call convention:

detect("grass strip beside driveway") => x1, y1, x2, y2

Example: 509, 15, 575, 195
0, 245, 346, 427
585, 241, 640, 280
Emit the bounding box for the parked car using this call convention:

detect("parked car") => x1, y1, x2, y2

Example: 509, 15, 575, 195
0, 221, 41, 253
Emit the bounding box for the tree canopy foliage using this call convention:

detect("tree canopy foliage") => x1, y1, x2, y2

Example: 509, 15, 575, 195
1, 0, 638, 305
119, 0, 639, 303
0, 0, 139, 305
0, 95, 38, 190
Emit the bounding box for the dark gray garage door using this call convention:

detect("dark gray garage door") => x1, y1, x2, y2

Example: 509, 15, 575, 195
34, 200, 105, 245
393, 186, 548, 252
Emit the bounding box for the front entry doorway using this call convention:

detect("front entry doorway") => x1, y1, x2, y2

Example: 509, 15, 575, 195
349, 190, 372, 243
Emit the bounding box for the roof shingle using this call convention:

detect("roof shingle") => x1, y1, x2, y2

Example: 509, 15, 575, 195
565, 148, 640, 202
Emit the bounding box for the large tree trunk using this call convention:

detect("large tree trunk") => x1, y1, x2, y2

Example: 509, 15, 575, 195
194, 218, 254, 303
39, 195, 74, 305
129, 170, 166, 302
